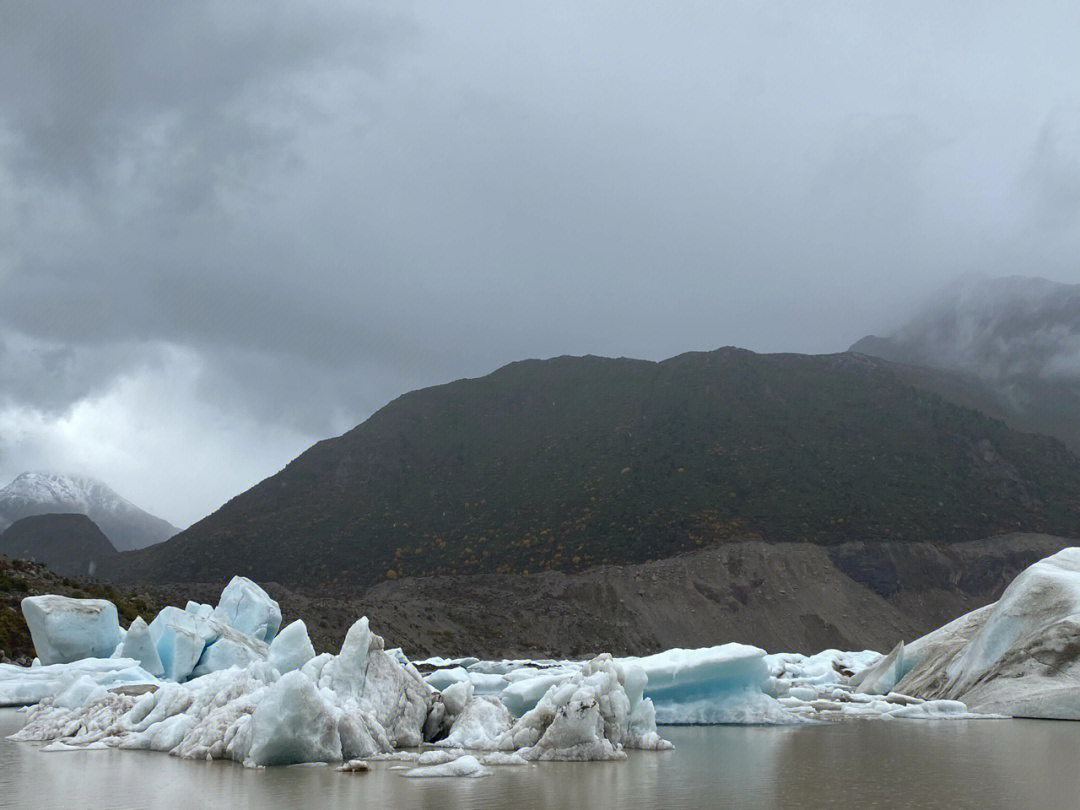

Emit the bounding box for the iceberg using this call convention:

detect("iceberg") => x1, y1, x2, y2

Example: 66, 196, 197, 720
119, 617, 164, 677
623, 644, 797, 725
894, 548, 1080, 719
212, 576, 282, 643
496, 655, 672, 760
20, 596, 122, 665
267, 620, 316, 674
402, 754, 490, 778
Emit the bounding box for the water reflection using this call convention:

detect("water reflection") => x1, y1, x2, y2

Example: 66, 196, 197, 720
2, 710, 1076, 810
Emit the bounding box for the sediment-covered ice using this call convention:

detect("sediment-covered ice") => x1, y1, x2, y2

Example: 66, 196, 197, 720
851, 642, 905, 696
893, 547, 1080, 719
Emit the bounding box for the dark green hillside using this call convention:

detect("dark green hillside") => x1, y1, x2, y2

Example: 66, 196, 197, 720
0, 514, 116, 578
107, 349, 1080, 588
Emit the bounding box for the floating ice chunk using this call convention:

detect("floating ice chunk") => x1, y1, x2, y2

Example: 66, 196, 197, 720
523, 696, 623, 761
120, 617, 164, 677
402, 754, 490, 778
268, 620, 316, 674
148, 607, 209, 682
416, 749, 462, 765
245, 671, 341, 766
191, 631, 268, 679
625, 644, 797, 725
888, 699, 979, 719
212, 577, 282, 643
21, 596, 122, 665
440, 696, 513, 749
499, 655, 670, 760
41, 739, 109, 751
338, 759, 370, 772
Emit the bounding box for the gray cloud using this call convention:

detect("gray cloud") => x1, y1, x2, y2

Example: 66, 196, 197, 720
1, 1, 1079, 523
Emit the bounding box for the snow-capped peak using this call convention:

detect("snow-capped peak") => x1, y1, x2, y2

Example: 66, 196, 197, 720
0, 472, 179, 551
0, 472, 136, 515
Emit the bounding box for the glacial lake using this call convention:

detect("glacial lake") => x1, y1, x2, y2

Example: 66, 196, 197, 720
2, 709, 1076, 810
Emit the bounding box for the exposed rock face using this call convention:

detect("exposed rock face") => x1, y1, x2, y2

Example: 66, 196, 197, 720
0, 514, 117, 578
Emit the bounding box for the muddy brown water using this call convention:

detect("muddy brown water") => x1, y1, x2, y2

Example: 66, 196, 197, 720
1, 709, 1075, 809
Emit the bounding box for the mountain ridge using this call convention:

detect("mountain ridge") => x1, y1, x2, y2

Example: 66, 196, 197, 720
105, 347, 1080, 588
850, 275, 1080, 452
0, 513, 117, 579
0, 472, 179, 552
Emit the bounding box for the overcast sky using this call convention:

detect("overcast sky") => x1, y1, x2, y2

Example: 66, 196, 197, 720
1, 1, 1079, 527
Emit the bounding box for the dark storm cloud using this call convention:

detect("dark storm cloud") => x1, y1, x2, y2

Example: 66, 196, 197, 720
1, 1, 1079, 522
0, 1, 414, 187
